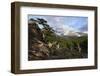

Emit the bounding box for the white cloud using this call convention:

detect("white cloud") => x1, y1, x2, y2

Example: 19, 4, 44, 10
55, 24, 78, 35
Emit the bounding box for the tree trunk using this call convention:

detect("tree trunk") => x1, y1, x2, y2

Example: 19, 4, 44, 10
77, 43, 81, 53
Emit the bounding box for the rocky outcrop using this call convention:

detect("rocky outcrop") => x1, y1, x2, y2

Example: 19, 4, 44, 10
28, 41, 50, 60
28, 20, 50, 60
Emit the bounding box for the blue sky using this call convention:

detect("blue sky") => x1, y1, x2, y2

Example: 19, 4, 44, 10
28, 15, 88, 34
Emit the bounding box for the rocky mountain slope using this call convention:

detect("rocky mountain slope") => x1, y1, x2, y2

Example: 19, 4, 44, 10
28, 18, 88, 60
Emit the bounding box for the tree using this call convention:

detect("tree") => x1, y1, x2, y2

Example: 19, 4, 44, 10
37, 18, 55, 33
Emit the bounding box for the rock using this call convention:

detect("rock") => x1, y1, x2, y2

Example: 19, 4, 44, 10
28, 39, 50, 60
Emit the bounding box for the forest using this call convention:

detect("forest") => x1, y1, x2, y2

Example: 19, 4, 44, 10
28, 18, 88, 60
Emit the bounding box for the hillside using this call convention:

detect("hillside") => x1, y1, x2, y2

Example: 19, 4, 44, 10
28, 18, 88, 60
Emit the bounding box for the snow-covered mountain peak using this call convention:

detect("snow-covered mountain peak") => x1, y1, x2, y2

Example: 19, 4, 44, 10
54, 25, 87, 37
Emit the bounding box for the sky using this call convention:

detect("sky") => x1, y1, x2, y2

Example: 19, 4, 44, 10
28, 15, 88, 35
